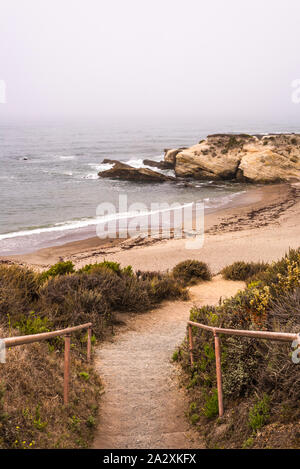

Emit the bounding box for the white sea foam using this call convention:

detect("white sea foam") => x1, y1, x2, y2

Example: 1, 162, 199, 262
58, 155, 76, 160
0, 191, 246, 242
0, 202, 195, 241
84, 173, 100, 180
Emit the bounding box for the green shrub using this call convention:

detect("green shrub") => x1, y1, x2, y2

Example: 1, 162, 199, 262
14, 311, 50, 335
190, 413, 200, 425
248, 394, 270, 432
40, 261, 74, 282
86, 415, 96, 428
78, 261, 121, 276
221, 261, 268, 281
172, 260, 212, 285
202, 389, 219, 418
242, 437, 254, 449
121, 265, 134, 276
79, 372, 90, 381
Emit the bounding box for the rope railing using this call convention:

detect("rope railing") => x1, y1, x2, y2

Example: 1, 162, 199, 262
187, 321, 300, 417
1, 322, 92, 405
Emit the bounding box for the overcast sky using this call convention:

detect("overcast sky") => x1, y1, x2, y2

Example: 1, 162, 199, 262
1, 0, 300, 122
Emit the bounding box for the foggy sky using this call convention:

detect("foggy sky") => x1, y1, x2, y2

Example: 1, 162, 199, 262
1, 0, 300, 122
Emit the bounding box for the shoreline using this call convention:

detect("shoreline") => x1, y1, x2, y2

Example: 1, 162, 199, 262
2, 182, 299, 271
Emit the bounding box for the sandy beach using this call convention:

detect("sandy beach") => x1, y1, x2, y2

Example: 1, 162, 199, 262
2, 182, 299, 273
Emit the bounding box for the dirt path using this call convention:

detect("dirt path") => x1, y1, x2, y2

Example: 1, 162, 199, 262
93, 276, 244, 449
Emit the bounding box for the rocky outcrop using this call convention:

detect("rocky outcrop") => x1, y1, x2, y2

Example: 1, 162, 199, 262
167, 134, 300, 183
143, 159, 174, 170
164, 148, 187, 168
98, 161, 176, 183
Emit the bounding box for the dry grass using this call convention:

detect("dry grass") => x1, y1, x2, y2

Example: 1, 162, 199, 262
0, 326, 101, 449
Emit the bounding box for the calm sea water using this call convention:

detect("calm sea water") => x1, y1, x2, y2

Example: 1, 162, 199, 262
0, 118, 298, 255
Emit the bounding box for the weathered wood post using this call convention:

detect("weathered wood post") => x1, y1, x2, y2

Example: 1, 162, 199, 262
214, 331, 224, 417
188, 325, 194, 366
64, 334, 71, 405
87, 326, 92, 363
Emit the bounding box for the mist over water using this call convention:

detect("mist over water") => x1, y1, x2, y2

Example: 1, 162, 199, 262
0, 117, 299, 255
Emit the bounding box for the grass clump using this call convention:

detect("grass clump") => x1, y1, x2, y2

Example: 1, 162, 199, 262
172, 350, 180, 362
202, 389, 219, 419
221, 261, 268, 282
172, 260, 211, 285
242, 437, 254, 449
248, 394, 270, 432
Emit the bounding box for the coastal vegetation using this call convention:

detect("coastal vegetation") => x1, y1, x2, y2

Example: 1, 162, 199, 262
0, 259, 192, 449
176, 248, 300, 448
221, 261, 268, 282
1, 249, 299, 449
172, 260, 212, 285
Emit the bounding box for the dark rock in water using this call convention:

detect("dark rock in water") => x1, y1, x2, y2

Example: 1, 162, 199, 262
101, 158, 118, 164
23, 157, 28, 160
143, 159, 174, 170
98, 161, 176, 183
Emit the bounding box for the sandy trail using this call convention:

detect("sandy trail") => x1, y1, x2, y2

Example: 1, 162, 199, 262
92, 276, 244, 449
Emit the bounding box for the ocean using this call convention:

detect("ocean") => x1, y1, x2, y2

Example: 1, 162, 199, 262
0, 117, 298, 255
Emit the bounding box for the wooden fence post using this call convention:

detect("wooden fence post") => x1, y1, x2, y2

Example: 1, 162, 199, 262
64, 334, 71, 405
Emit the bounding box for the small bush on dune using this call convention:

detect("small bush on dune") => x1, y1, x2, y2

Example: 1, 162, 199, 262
221, 261, 268, 281
146, 275, 188, 304
40, 261, 74, 282
0, 265, 39, 323
78, 261, 121, 276
77, 261, 133, 277
38, 273, 112, 337
172, 260, 212, 286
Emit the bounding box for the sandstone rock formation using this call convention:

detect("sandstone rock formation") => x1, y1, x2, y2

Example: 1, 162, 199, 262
98, 161, 176, 183
165, 134, 300, 183
164, 148, 187, 168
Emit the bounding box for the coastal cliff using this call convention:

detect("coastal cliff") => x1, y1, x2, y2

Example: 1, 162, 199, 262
165, 134, 300, 183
